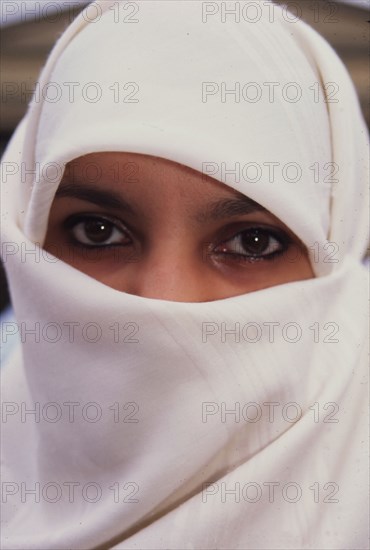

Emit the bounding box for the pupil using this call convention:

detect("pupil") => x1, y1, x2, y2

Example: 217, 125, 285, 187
85, 220, 113, 243
241, 230, 269, 255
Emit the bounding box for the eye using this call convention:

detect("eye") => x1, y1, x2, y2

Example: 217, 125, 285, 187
215, 227, 288, 261
65, 214, 131, 248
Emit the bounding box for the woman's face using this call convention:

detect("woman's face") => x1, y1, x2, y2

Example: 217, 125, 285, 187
44, 152, 314, 302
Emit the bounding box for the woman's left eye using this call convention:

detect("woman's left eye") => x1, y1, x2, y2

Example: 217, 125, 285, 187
215, 228, 288, 261
65, 215, 131, 247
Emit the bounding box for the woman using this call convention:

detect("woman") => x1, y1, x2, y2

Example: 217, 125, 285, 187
1, 1, 368, 548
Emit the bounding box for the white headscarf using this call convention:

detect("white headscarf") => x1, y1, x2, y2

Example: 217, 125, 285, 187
1, 1, 368, 549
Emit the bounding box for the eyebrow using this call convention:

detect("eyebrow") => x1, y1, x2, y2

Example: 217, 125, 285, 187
55, 182, 136, 215
195, 196, 266, 222
55, 182, 266, 221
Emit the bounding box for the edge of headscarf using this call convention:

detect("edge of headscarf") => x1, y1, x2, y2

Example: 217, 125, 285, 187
281, 16, 369, 262
21, 0, 370, 263
21, 0, 115, 221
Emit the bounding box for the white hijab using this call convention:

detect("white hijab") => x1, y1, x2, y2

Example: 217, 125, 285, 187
1, 1, 368, 549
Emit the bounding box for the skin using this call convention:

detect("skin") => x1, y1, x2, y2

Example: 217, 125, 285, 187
44, 152, 314, 302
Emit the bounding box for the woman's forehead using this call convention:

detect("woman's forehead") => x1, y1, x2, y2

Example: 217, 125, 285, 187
60, 152, 265, 209
63, 152, 249, 195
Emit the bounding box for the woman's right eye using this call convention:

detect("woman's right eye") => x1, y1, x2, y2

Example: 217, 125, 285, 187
65, 215, 131, 248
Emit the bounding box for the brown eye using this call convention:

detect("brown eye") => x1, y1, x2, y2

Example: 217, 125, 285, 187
216, 227, 287, 260
66, 215, 131, 247
82, 219, 114, 243
240, 229, 272, 255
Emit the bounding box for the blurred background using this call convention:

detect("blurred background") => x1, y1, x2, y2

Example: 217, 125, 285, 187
1, 0, 369, 311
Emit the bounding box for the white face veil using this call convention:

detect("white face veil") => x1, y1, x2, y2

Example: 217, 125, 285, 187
0, 1, 368, 549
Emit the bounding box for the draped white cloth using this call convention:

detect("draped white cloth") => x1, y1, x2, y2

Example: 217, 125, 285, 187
1, 1, 368, 548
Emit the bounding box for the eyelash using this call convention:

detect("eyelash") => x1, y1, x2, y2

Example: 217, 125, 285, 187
64, 214, 132, 249
214, 227, 289, 262
64, 214, 290, 261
